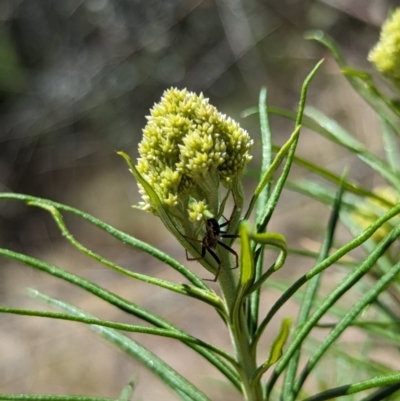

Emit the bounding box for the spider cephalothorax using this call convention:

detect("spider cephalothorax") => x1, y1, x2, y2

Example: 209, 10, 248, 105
185, 217, 239, 282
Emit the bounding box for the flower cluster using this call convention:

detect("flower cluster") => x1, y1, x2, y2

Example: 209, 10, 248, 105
369, 8, 400, 84
136, 88, 253, 221
188, 200, 211, 222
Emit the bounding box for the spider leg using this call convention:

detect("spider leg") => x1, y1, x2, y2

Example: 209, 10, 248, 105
219, 201, 238, 231
185, 246, 206, 262
182, 231, 205, 262
203, 248, 221, 282
181, 233, 203, 243
220, 234, 239, 238
217, 241, 239, 269
219, 217, 229, 228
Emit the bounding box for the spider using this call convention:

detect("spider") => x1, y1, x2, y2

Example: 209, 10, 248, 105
184, 216, 239, 282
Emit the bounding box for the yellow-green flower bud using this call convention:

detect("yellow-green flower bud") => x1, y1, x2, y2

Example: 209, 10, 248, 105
136, 87, 253, 220
369, 8, 400, 84
188, 200, 212, 222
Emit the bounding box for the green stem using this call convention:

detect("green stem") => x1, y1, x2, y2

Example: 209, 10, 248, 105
230, 316, 263, 401
219, 261, 263, 401
217, 220, 263, 400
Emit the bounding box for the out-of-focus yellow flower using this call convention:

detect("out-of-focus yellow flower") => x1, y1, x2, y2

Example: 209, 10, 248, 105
351, 186, 399, 243
369, 8, 400, 84
136, 88, 253, 221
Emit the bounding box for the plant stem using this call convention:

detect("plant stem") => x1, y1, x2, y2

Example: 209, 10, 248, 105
218, 247, 263, 401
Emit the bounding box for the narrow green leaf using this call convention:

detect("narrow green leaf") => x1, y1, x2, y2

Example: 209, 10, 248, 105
302, 371, 400, 401
243, 125, 300, 220
255, 126, 300, 197
0, 193, 209, 290
265, 223, 400, 397
341, 67, 400, 119
251, 317, 292, 386
306, 203, 400, 280
258, 201, 400, 393
273, 146, 393, 207
0, 303, 236, 366
247, 138, 394, 209
265, 317, 292, 367
286, 179, 349, 207
0, 396, 116, 401
286, 247, 356, 267
305, 30, 400, 137
118, 380, 135, 401
247, 87, 272, 337
246, 232, 287, 296
380, 115, 400, 173
360, 383, 400, 401
267, 278, 400, 357
239, 221, 255, 290
282, 172, 346, 401
0, 248, 241, 390
342, 212, 400, 296
270, 279, 400, 358
294, 258, 400, 397
255, 60, 324, 236
241, 105, 258, 118
231, 221, 254, 320
260, 102, 400, 192
304, 106, 400, 189
28, 202, 223, 311
305, 105, 363, 149
296, 59, 325, 126
317, 320, 400, 330
257, 87, 273, 213
31, 290, 213, 401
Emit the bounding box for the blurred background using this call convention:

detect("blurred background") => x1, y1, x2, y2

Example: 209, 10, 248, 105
0, 1, 398, 400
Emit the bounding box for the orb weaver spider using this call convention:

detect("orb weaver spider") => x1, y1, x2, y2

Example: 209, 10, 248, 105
184, 213, 239, 282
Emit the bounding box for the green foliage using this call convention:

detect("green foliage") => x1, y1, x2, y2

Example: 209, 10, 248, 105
2, 13, 400, 401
